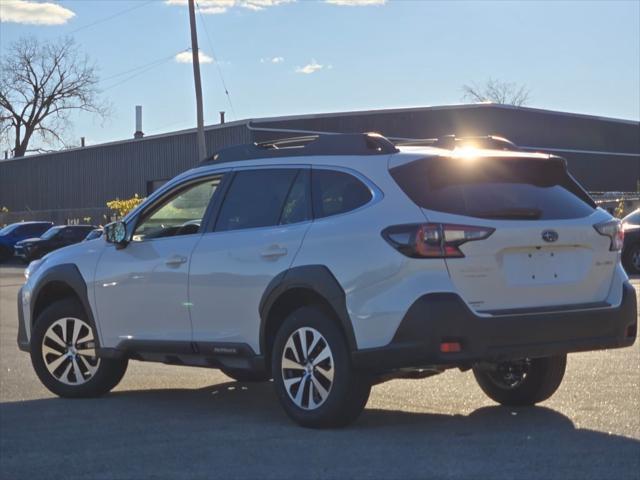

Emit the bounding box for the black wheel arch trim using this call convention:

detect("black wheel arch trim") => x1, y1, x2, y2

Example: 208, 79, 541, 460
258, 265, 357, 354
30, 263, 101, 348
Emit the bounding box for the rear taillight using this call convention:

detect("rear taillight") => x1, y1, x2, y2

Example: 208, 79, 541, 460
382, 223, 495, 258
594, 219, 624, 251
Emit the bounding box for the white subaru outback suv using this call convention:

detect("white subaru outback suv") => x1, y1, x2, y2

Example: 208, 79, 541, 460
17, 133, 637, 428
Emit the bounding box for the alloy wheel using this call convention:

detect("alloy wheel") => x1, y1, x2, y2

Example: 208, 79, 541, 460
41, 317, 100, 385
281, 327, 334, 410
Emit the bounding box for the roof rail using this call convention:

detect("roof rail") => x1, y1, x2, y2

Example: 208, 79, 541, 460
202, 132, 398, 165
394, 135, 520, 151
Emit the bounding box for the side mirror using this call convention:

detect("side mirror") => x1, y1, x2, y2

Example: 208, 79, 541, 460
104, 221, 128, 247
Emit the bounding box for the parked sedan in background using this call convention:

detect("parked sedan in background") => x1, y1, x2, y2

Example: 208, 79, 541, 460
14, 225, 97, 263
0, 221, 53, 262
622, 208, 640, 275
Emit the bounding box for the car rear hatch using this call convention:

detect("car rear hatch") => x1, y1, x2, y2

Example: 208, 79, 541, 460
389, 152, 619, 312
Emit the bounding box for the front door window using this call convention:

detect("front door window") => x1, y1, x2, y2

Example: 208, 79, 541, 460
133, 177, 220, 241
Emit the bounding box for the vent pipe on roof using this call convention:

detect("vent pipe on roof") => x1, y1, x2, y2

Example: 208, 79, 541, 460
220, 111, 225, 124
81, 137, 85, 147
134, 105, 144, 139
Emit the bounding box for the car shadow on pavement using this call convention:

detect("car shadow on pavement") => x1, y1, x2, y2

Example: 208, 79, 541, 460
1, 381, 639, 479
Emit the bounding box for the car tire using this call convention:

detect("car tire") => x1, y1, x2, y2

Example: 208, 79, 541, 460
0, 246, 10, 262
623, 243, 640, 275
272, 306, 371, 428
221, 368, 271, 382
472, 355, 567, 406
30, 298, 128, 398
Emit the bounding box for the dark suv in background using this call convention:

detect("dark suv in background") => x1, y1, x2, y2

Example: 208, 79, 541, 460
622, 209, 640, 274
14, 225, 97, 263
0, 222, 53, 262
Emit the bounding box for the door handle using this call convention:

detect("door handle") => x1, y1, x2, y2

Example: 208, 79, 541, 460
260, 245, 288, 259
165, 255, 188, 267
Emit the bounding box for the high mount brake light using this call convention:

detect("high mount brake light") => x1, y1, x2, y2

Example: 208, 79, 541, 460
382, 223, 495, 258
594, 219, 624, 252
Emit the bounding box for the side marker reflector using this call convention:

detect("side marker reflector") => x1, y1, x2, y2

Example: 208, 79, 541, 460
440, 342, 462, 353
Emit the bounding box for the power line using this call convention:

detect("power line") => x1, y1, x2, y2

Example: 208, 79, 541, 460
101, 49, 189, 83
102, 50, 188, 92
68, 0, 155, 35
195, 1, 237, 120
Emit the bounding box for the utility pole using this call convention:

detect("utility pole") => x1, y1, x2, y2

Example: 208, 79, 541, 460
188, 0, 207, 161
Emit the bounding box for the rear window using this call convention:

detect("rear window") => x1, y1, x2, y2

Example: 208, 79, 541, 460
390, 157, 596, 220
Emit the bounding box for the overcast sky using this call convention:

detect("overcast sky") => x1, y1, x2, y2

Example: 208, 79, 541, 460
1, 0, 639, 148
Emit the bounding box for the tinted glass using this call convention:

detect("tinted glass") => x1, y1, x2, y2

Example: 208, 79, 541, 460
61, 228, 76, 239
133, 177, 220, 241
280, 171, 311, 225
312, 170, 372, 218
63, 228, 91, 240
216, 169, 297, 232
390, 157, 596, 220
13, 225, 31, 236
23, 224, 48, 236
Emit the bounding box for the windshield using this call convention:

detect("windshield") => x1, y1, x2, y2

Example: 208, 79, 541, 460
0, 224, 18, 235
41, 226, 63, 240
623, 210, 640, 226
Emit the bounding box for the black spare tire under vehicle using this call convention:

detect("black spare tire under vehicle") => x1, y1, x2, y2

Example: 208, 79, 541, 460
472, 355, 567, 406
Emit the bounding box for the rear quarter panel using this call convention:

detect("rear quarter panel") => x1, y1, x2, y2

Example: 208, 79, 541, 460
292, 157, 453, 349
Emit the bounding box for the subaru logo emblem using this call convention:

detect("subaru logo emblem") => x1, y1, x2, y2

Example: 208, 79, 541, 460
542, 230, 559, 243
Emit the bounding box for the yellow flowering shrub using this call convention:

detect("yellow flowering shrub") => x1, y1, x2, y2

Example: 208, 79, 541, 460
106, 194, 144, 218
614, 200, 625, 219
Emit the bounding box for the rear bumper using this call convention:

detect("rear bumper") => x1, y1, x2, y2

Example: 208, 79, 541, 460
352, 281, 637, 371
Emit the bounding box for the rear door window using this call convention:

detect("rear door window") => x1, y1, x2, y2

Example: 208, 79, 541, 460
280, 170, 311, 225
215, 169, 299, 232
312, 169, 372, 219
390, 157, 596, 220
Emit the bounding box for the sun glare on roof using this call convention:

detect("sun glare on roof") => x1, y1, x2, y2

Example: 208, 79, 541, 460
451, 145, 479, 161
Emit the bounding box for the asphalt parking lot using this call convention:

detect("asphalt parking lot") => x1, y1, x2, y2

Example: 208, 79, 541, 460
0, 262, 638, 480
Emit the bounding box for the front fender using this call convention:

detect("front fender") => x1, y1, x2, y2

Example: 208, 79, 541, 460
30, 263, 101, 348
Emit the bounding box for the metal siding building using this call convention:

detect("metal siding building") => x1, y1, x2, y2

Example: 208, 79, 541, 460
1, 104, 638, 225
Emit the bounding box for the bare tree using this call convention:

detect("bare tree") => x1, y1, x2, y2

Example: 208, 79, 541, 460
462, 78, 531, 107
0, 37, 108, 158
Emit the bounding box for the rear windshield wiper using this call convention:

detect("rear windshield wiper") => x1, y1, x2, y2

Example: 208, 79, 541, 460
471, 208, 542, 220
